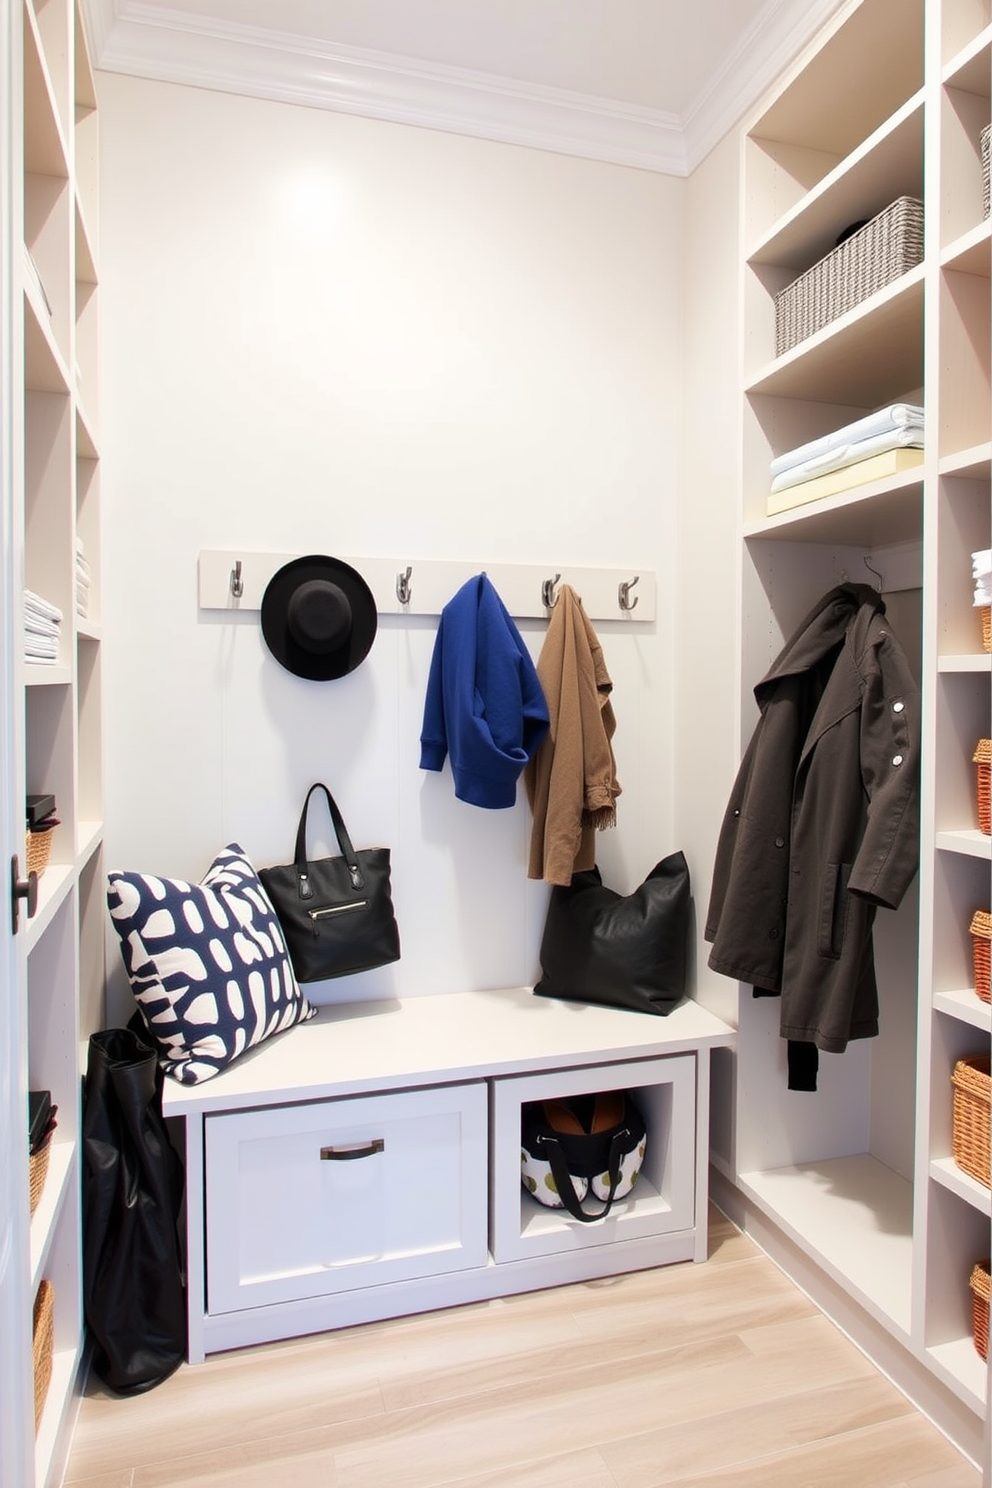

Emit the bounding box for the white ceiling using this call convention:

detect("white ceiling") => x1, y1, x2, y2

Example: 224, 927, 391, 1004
81, 0, 846, 174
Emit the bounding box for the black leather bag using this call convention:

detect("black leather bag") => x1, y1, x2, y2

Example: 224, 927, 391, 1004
259, 782, 400, 983
534, 851, 690, 1015
82, 1026, 186, 1394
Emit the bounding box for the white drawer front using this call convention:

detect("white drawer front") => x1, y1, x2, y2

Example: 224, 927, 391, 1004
205, 1083, 488, 1314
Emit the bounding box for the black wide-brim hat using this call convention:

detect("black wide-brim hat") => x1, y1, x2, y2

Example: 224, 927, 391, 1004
260, 555, 378, 681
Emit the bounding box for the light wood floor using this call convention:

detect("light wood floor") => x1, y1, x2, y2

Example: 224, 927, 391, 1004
65, 1210, 983, 1488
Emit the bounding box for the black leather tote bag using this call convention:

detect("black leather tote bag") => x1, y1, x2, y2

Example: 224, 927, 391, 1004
82, 1026, 186, 1394
259, 782, 400, 983
534, 851, 690, 1015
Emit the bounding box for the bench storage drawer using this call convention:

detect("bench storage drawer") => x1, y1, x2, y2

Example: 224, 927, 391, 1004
205, 1081, 488, 1314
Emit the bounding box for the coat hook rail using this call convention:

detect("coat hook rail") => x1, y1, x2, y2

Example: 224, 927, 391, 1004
618, 575, 639, 611
198, 552, 656, 622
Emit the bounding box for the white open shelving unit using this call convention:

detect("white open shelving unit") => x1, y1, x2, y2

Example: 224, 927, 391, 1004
715, 0, 992, 1469
3, 1, 104, 1483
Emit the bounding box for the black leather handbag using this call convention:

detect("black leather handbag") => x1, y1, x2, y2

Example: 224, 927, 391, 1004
82, 1026, 186, 1394
534, 851, 690, 1016
259, 783, 401, 983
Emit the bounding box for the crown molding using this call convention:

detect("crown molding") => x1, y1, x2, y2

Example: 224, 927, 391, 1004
682, 0, 846, 172
83, 0, 845, 178
89, 2, 687, 173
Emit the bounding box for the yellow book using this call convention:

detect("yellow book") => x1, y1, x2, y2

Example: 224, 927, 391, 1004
767, 447, 924, 515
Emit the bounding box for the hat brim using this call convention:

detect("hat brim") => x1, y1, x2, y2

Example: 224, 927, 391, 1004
260, 555, 378, 680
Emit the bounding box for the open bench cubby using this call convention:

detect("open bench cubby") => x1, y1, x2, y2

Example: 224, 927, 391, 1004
161, 987, 734, 1361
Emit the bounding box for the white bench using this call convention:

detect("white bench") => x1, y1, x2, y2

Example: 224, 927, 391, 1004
162, 986, 735, 1361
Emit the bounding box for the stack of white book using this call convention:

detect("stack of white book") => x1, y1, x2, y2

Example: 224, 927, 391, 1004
76, 538, 92, 621
24, 590, 62, 665
768, 403, 924, 515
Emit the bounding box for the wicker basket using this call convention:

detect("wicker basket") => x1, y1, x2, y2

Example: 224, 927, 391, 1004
971, 1260, 990, 1361
32, 1280, 54, 1432
972, 911, 992, 1004
974, 739, 991, 834
775, 196, 925, 357
952, 1053, 991, 1187
980, 605, 991, 653
28, 1131, 52, 1216
982, 124, 991, 220
25, 826, 53, 878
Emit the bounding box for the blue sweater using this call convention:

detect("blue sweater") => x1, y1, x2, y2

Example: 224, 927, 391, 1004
420, 575, 550, 809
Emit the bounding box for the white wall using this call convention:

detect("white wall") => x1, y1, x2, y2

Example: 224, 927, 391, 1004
98, 73, 687, 1014
675, 127, 743, 1029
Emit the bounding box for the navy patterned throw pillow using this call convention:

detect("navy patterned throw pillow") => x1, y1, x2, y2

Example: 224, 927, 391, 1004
107, 844, 316, 1085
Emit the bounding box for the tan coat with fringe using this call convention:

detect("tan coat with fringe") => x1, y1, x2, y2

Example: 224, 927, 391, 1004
525, 584, 620, 885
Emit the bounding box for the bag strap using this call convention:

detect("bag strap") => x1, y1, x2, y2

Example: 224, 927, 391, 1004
537, 1129, 624, 1224
293, 784, 365, 890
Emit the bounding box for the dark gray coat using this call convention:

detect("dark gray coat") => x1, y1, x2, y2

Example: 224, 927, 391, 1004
704, 584, 919, 1053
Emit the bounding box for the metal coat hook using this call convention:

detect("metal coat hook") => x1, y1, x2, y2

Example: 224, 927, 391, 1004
864, 555, 884, 593
396, 566, 412, 605
230, 560, 244, 599
618, 575, 639, 611
542, 573, 561, 609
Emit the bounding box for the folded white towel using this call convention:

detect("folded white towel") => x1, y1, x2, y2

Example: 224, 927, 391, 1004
23, 590, 63, 624
24, 617, 60, 639
24, 640, 59, 660
770, 425, 924, 495
771, 404, 925, 479
974, 585, 992, 606
972, 549, 992, 576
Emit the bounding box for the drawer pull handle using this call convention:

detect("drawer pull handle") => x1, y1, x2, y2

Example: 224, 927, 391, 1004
320, 1138, 385, 1161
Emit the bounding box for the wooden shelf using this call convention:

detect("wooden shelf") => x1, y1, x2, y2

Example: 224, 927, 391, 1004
942, 23, 992, 95
734, 0, 990, 1464
936, 830, 992, 859
747, 93, 925, 272
744, 468, 923, 545
746, 269, 925, 404
739, 1156, 914, 1337
939, 441, 991, 478
930, 1156, 992, 1216
3, 3, 103, 1479
934, 987, 992, 1032
941, 220, 991, 276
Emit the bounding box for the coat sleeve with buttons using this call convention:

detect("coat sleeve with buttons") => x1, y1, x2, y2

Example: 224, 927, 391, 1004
847, 623, 920, 910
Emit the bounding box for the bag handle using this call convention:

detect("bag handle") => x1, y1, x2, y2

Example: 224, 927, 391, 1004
537, 1130, 624, 1224
293, 784, 365, 892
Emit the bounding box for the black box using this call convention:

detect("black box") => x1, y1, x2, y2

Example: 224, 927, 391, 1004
26, 793, 56, 828
28, 1090, 52, 1152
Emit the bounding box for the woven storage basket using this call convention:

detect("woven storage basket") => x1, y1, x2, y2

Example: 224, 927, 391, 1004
980, 605, 991, 653
971, 1260, 990, 1361
983, 124, 991, 220
974, 739, 991, 834
32, 1280, 54, 1432
775, 196, 925, 357
952, 1053, 991, 1187
28, 1131, 52, 1216
972, 911, 992, 1004
25, 827, 53, 878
